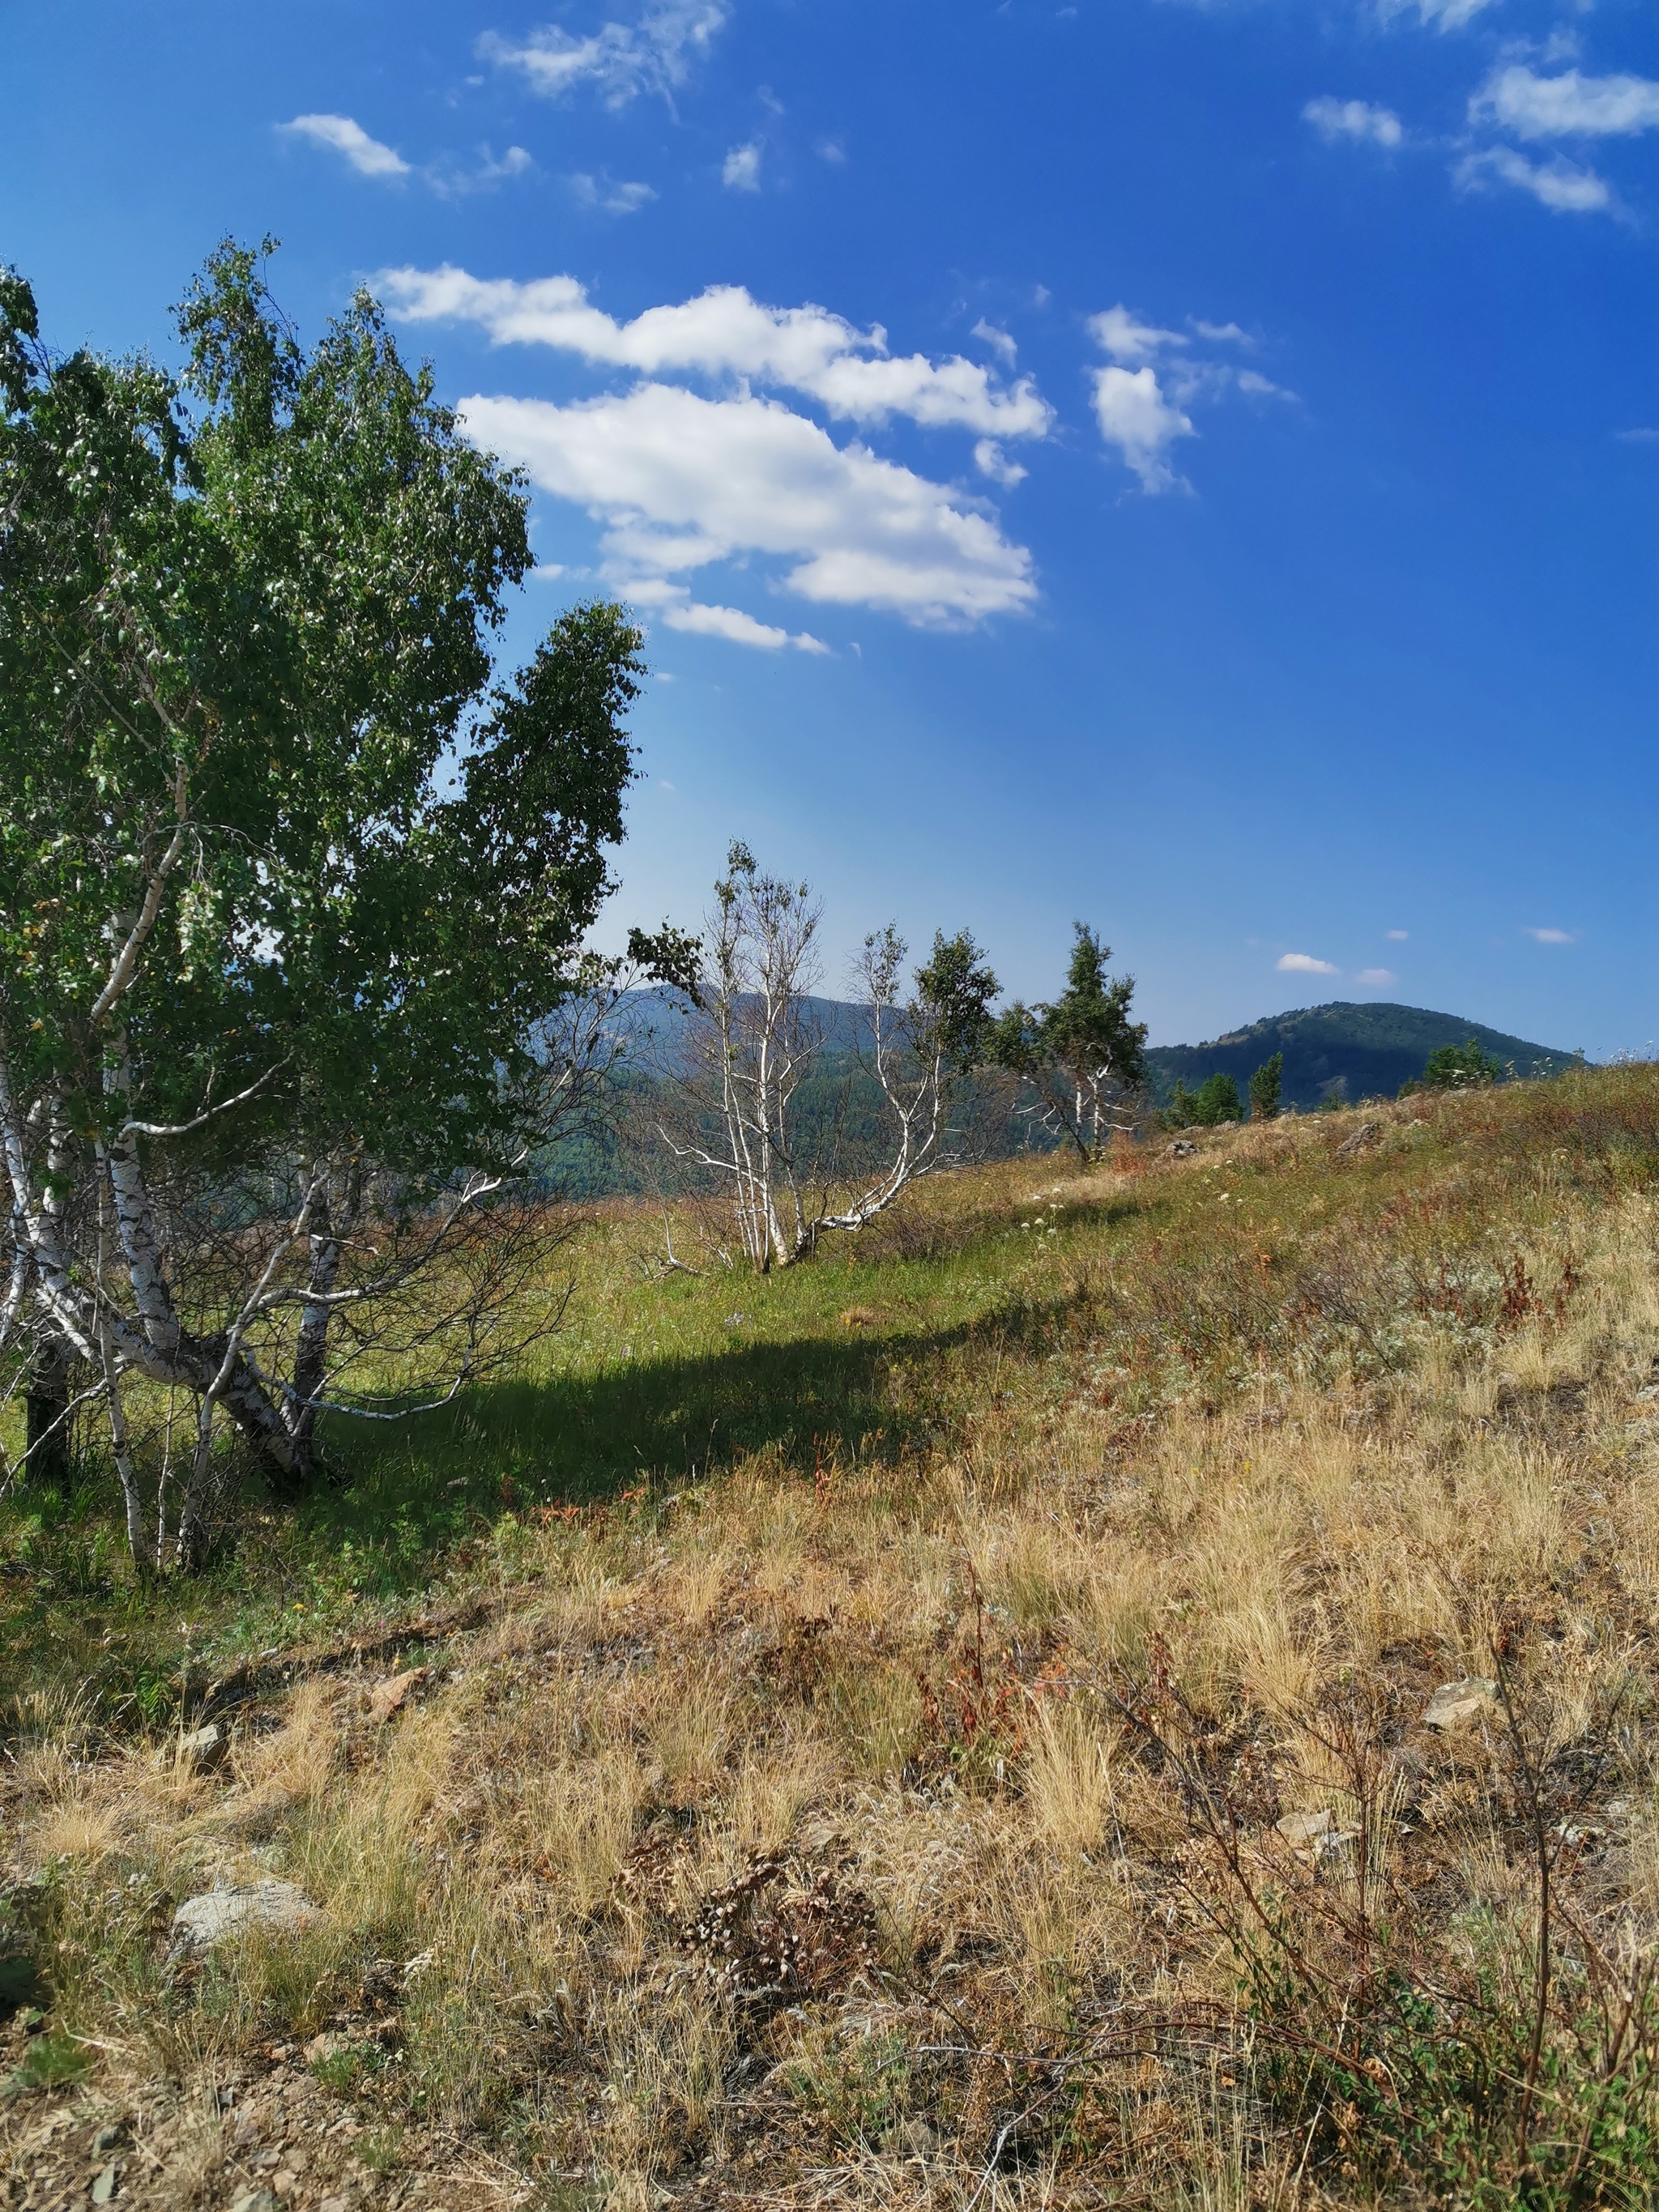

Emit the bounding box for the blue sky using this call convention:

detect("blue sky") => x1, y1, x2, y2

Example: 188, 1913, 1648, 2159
6, 0, 1658, 1055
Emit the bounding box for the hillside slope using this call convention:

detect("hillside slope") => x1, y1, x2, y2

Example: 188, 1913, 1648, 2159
8, 1070, 1659, 2207
1147, 996, 1577, 1109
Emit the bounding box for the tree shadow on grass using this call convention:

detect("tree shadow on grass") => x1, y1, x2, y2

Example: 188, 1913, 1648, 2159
309, 1280, 1089, 1571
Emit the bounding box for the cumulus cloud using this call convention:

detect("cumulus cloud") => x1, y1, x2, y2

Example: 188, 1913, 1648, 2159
1524, 926, 1577, 944
1474, 66, 1659, 140
722, 141, 762, 191
479, 1, 726, 109
1355, 968, 1397, 987
380, 266, 1056, 440
1303, 96, 1404, 149
1277, 953, 1340, 975
459, 383, 1037, 628
279, 113, 410, 177
1456, 144, 1614, 214
1090, 367, 1195, 493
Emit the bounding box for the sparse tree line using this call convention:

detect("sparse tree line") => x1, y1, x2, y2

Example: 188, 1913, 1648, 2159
0, 244, 1536, 1570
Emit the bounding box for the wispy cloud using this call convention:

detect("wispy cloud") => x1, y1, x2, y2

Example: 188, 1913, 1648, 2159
722, 140, 762, 191
480, 2, 727, 109
279, 113, 410, 178
1524, 926, 1578, 944
973, 438, 1027, 488
568, 172, 657, 213
971, 318, 1018, 369
1473, 66, 1659, 141
1277, 953, 1340, 975
1085, 303, 1289, 494
1355, 967, 1397, 987
1378, 0, 1497, 30
627, 578, 829, 653
1386, 929, 1410, 941
1303, 96, 1404, 150
1455, 144, 1614, 215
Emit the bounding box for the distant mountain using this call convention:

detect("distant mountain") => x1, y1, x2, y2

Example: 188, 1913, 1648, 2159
1146, 1001, 1581, 1112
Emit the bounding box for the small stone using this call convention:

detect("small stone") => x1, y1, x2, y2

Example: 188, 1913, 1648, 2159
1275, 1808, 1333, 1849
171, 1879, 322, 1953
369, 1669, 428, 1723
230, 2194, 283, 2212
91, 2125, 124, 2154
155, 1720, 226, 1770
1424, 1677, 1499, 1732
1336, 1120, 1382, 1159
1167, 1140, 1198, 1159
320, 2197, 351, 2212
91, 2162, 119, 2205
274, 2174, 297, 2198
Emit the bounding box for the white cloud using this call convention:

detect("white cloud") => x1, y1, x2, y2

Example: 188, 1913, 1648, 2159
1456, 145, 1614, 214
1277, 953, 1340, 975
428, 143, 537, 197
971, 318, 1018, 369
1524, 926, 1576, 944
479, 2, 727, 109
1378, 0, 1496, 30
279, 113, 410, 178
1618, 427, 1659, 445
459, 382, 1037, 627
1386, 928, 1410, 941
1303, 96, 1405, 150
569, 172, 657, 212
380, 266, 1055, 440
1090, 365, 1195, 493
973, 438, 1027, 488
723, 140, 762, 191
626, 578, 828, 652
1355, 968, 1397, 987
1085, 302, 1286, 492
818, 138, 846, 163
1088, 305, 1188, 368
1235, 369, 1292, 399
1474, 66, 1659, 140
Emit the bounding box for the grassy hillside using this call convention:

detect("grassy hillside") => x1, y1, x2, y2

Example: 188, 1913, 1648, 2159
1148, 997, 1579, 1111
6, 1069, 1659, 2206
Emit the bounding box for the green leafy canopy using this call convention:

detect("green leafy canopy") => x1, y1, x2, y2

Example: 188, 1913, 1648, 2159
0, 239, 675, 1188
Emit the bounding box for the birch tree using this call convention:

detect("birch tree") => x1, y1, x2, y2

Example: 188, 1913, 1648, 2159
653, 846, 997, 1270
0, 245, 686, 1567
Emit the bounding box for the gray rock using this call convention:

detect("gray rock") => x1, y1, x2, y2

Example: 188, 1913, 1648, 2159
1167, 1140, 1198, 1159
229, 2194, 283, 2212
1424, 1677, 1499, 1732
91, 2163, 119, 2206
156, 1720, 227, 1770
1336, 1120, 1382, 1159
1275, 1808, 1333, 1849
172, 1879, 321, 1953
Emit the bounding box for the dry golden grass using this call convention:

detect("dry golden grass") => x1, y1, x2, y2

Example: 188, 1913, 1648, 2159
13, 1072, 1659, 2206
